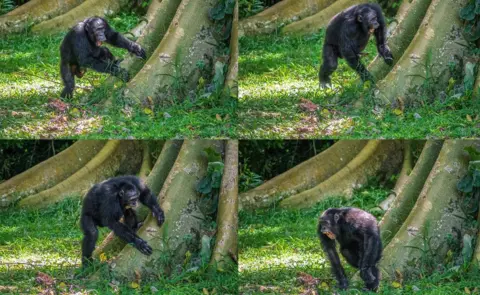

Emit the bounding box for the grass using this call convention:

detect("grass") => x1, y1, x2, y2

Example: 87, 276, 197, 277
238, 31, 480, 139
0, 12, 236, 139
0, 197, 238, 294
238, 186, 480, 294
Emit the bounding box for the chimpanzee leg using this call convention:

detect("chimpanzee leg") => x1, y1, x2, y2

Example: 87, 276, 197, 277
80, 215, 98, 266
360, 235, 382, 291
319, 44, 338, 88
340, 246, 360, 268
343, 52, 373, 82
60, 61, 75, 98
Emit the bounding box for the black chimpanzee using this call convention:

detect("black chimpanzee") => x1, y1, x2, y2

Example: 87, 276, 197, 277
60, 16, 147, 98
80, 175, 164, 267
319, 4, 393, 88
318, 207, 382, 291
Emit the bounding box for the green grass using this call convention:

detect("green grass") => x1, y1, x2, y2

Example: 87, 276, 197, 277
0, 12, 236, 139
0, 198, 237, 294
238, 32, 480, 139
238, 186, 480, 294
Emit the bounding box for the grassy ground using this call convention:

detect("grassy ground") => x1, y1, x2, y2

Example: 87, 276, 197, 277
239, 186, 480, 295
0, 13, 236, 139
0, 198, 237, 294
238, 32, 480, 139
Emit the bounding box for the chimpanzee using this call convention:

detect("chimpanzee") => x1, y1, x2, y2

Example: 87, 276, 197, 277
318, 207, 382, 291
319, 4, 393, 88
80, 175, 164, 266
60, 16, 147, 98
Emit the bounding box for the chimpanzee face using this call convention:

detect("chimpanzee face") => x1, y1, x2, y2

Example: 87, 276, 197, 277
320, 211, 341, 240
118, 183, 140, 209
357, 8, 379, 33
86, 17, 107, 47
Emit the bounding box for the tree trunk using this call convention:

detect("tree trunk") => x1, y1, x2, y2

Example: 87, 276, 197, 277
240, 140, 367, 210
122, 0, 218, 106
279, 140, 402, 209
0, 140, 105, 207
0, 0, 84, 34
375, 0, 468, 103
379, 140, 443, 245
31, 0, 129, 34
210, 140, 238, 270
18, 140, 142, 209
368, 0, 433, 80
224, 0, 239, 97
281, 0, 367, 35
380, 140, 478, 277
109, 140, 221, 280
239, 0, 336, 36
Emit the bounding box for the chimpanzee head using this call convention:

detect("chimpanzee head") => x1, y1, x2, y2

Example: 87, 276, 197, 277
118, 182, 140, 209
85, 17, 108, 47
319, 209, 343, 240
356, 6, 379, 34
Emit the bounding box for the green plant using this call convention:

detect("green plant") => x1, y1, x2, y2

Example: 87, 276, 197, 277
0, 0, 16, 14
239, 0, 264, 19
460, 0, 480, 42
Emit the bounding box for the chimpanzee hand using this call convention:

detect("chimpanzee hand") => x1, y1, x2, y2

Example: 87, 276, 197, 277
134, 238, 153, 255
131, 43, 147, 60
152, 209, 165, 227
379, 44, 393, 66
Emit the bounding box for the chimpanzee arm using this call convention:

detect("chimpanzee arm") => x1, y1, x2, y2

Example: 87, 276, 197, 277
107, 221, 153, 255
320, 234, 348, 289
105, 26, 147, 59
371, 4, 393, 64
77, 54, 129, 82
139, 186, 165, 226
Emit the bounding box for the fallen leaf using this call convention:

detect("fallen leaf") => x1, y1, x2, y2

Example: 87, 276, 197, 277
467, 115, 472, 122
99, 252, 107, 262
129, 282, 139, 289
299, 98, 319, 112
393, 108, 403, 116
144, 108, 153, 115
392, 281, 402, 288
216, 114, 222, 121
35, 272, 54, 286
202, 288, 209, 295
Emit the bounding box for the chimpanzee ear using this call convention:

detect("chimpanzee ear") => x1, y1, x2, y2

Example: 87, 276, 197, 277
334, 213, 340, 223
357, 14, 363, 22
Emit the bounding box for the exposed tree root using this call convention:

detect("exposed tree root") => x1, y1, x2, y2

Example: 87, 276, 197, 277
108, 140, 221, 280
380, 140, 478, 277
240, 140, 367, 210
368, 0, 433, 80
239, 0, 335, 36
281, 0, 367, 35
0, 0, 83, 34
375, 0, 468, 104
93, 140, 182, 259
0, 140, 106, 207
379, 140, 443, 245
31, 0, 129, 34
224, 0, 239, 97
18, 140, 142, 209
122, 0, 218, 106
210, 140, 238, 270
279, 140, 402, 209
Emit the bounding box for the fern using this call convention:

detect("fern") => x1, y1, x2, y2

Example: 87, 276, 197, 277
1, 0, 16, 15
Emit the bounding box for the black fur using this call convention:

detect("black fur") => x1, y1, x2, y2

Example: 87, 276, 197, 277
319, 4, 393, 88
60, 16, 146, 98
318, 207, 382, 291
80, 175, 164, 267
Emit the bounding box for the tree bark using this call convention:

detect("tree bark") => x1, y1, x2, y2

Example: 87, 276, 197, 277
239, 0, 336, 36
368, 0, 433, 80
224, 0, 239, 98
281, 0, 367, 35
210, 140, 238, 270
380, 140, 477, 277
0, 140, 105, 207
240, 140, 367, 210
375, 0, 468, 103
0, 0, 84, 34
279, 140, 402, 209
122, 0, 218, 106
18, 140, 142, 209
31, 0, 129, 34
379, 140, 443, 245
109, 140, 221, 280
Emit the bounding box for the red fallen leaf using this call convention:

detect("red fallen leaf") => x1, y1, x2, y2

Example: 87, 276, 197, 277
298, 98, 319, 113
47, 99, 69, 113
35, 272, 54, 286
297, 126, 315, 133
297, 272, 320, 287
